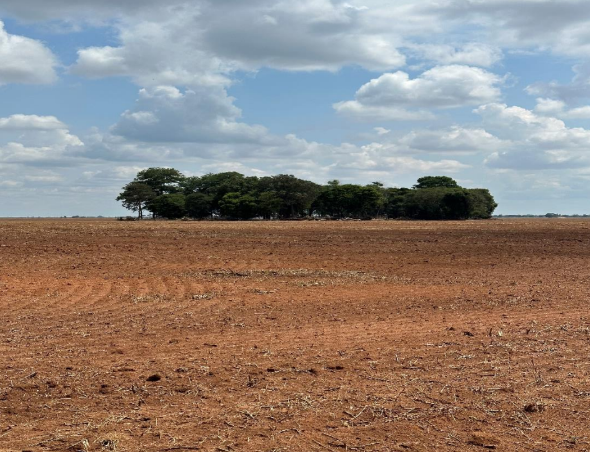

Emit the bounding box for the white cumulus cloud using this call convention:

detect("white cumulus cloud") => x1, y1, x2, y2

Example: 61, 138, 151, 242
0, 114, 66, 130
476, 103, 590, 169
534, 98, 590, 120
0, 114, 83, 165
0, 21, 58, 85
398, 126, 504, 154
335, 65, 504, 121
407, 43, 503, 67
111, 85, 272, 145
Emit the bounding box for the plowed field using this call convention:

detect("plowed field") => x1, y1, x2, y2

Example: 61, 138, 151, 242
1, 219, 590, 451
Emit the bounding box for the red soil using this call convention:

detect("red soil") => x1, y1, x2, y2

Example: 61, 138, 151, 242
1, 219, 590, 451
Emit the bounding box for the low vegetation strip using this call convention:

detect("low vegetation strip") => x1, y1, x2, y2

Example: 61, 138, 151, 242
117, 168, 498, 220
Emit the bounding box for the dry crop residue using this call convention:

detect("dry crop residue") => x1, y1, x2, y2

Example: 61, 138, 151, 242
1, 219, 590, 451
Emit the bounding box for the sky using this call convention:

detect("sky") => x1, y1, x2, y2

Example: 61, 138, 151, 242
1, 1, 590, 216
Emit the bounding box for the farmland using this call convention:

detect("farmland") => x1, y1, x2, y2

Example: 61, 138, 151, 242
1, 219, 590, 451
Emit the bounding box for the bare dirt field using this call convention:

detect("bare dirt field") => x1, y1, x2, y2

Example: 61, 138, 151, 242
1, 219, 590, 452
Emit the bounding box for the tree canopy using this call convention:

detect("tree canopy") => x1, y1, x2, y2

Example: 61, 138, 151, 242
149, 193, 186, 219
116, 182, 155, 220
135, 167, 184, 196
117, 169, 497, 220
413, 176, 459, 189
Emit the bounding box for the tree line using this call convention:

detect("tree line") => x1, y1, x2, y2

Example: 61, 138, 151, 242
117, 168, 497, 220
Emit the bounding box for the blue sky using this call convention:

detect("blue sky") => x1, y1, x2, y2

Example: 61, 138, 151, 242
1, 0, 590, 216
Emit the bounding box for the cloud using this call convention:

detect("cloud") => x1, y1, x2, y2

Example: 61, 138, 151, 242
5, 0, 590, 78
0, 114, 66, 130
65, 100, 590, 177
534, 98, 567, 116
562, 106, 590, 119
374, 127, 390, 135
335, 142, 470, 173
77, 166, 149, 188
398, 126, 504, 153
69, 1, 410, 86
72, 16, 231, 87
0, 21, 58, 85
534, 98, 590, 119
438, 0, 590, 58
110, 85, 271, 144
407, 43, 503, 67
198, 1, 406, 72
526, 64, 590, 104
333, 103, 435, 122
0, 0, 171, 21
24, 173, 64, 183
0, 114, 83, 166
475, 103, 590, 169
353, 125, 505, 156
0, 180, 22, 188
334, 65, 504, 121
484, 148, 589, 171
476, 103, 590, 146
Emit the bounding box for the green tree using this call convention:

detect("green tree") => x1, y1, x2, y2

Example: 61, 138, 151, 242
413, 176, 459, 189
191, 172, 258, 213
336, 185, 364, 217
149, 194, 187, 219
258, 175, 320, 218
219, 192, 258, 219
441, 189, 471, 220
312, 184, 338, 217
180, 176, 203, 195
357, 185, 384, 217
117, 169, 498, 222
257, 191, 282, 219
116, 182, 156, 219
404, 187, 471, 220
384, 187, 410, 218
467, 189, 498, 219
134, 167, 185, 196
313, 183, 383, 218
185, 192, 213, 219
